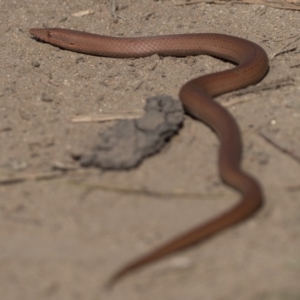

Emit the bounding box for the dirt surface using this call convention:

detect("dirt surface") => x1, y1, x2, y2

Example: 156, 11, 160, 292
80, 95, 184, 169
1, 1, 300, 299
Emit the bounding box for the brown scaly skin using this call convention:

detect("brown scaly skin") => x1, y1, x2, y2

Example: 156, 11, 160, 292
30, 28, 269, 287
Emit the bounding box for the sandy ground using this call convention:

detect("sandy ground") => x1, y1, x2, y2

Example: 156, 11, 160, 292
0, 0, 300, 299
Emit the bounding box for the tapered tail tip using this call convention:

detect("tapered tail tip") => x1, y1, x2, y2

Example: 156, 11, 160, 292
104, 268, 129, 290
